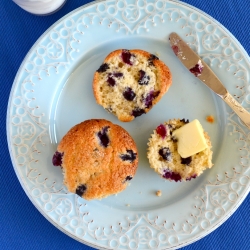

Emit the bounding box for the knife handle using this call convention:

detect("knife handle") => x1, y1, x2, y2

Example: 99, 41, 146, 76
223, 92, 250, 129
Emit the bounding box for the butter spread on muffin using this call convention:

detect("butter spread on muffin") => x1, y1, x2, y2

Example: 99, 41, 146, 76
172, 119, 208, 158
147, 119, 213, 182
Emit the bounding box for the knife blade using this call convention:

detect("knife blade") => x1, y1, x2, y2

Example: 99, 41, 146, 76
169, 32, 250, 129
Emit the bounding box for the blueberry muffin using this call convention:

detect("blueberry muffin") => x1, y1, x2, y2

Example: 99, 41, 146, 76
52, 119, 138, 200
147, 119, 213, 182
93, 49, 172, 122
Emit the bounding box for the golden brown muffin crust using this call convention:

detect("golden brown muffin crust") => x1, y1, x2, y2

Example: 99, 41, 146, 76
57, 119, 138, 200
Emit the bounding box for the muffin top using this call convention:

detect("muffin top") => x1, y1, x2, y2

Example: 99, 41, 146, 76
52, 119, 138, 200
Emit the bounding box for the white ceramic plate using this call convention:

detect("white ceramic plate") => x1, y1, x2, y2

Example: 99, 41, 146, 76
7, 0, 250, 249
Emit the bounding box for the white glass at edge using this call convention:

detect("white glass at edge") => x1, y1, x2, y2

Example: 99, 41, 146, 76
13, 0, 66, 15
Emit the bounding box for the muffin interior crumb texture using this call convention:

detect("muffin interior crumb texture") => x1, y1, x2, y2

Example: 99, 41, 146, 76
52, 119, 139, 200
93, 49, 172, 122
147, 119, 213, 182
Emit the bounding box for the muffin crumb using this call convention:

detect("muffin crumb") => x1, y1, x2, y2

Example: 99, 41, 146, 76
206, 115, 214, 123
156, 190, 162, 197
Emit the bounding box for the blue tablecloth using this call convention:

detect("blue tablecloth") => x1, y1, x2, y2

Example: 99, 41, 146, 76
1, 0, 249, 249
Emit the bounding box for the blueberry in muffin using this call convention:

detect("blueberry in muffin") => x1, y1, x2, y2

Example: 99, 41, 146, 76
147, 119, 213, 182
52, 119, 139, 200
93, 49, 172, 122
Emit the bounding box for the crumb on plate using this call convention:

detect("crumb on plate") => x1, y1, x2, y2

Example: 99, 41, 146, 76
156, 190, 162, 197
206, 115, 214, 123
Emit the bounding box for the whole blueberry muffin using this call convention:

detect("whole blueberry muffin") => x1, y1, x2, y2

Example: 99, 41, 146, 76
52, 119, 138, 200
147, 119, 213, 182
93, 49, 172, 122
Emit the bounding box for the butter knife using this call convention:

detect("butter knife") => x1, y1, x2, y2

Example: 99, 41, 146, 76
169, 32, 250, 129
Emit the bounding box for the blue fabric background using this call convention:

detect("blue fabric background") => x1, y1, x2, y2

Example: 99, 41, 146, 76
1, 0, 249, 249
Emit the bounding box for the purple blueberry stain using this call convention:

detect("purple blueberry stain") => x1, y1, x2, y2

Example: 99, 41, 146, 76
172, 45, 179, 56
132, 108, 145, 117
159, 147, 172, 161
121, 50, 134, 65
180, 118, 189, 124
97, 63, 109, 73
113, 72, 123, 78
138, 70, 150, 85
148, 54, 159, 66
144, 90, 160, 108
123, 87, 136, 101
149, 54, 159, 61
144, 92, 153, 108
120, 150, 137, 162
181, 156, 192, 166
162, 169, 182, 182
156, 124, 167, 139
189, 60, 203, 77
107, 74, 116, 87
76, 184, 87, 197
107, 72, 123, 87
97, 126, 110, 147
125, 176, 133, 181
52, 151, 64, 167
186, 174, 197, 181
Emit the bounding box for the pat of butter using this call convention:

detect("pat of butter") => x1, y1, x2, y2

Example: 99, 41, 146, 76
172, 119, 208, 158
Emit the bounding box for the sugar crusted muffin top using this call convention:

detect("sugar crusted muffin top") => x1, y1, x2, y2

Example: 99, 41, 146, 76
93, 49, 172, 122
52, 119, 139, 200
147, 119, 213, 182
